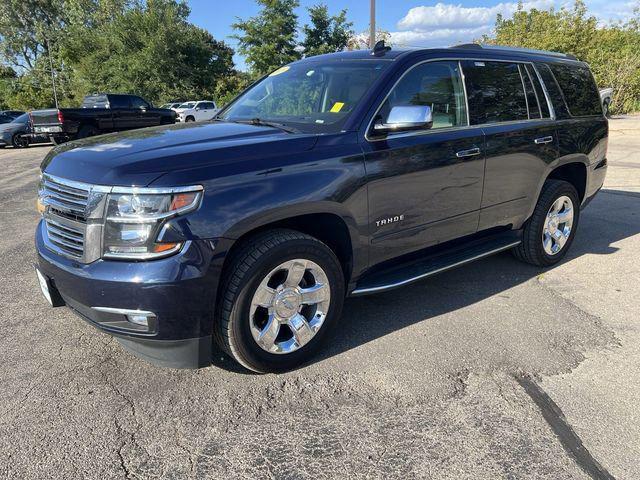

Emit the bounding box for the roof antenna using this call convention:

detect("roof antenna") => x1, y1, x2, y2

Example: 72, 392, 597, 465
371, 40, 391, 57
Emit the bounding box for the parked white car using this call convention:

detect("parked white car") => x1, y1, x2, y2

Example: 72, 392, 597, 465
175, 100, 219, 122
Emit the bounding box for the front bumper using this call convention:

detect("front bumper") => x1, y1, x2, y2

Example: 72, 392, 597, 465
0, 131, 12, 146
36, 220, 222, 368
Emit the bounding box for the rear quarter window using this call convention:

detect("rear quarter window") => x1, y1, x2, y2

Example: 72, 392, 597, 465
82, 95, 109, 108
548, 63, 602, 117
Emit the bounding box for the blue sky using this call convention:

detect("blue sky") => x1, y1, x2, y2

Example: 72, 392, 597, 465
187, 0, 637, 70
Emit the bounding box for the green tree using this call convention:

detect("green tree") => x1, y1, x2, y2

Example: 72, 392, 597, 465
214, 71, 253, 105
0, 0, 135, 108
63, 0, 236, 105
347, 29, 392, 50
233, 0, 301, 76
301, 4, 353, 57
483, 0, 640, 113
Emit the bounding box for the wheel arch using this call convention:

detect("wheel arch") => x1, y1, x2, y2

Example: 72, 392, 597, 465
545, 159, 587, 203
520, 157, 588, 229
220, 205, 361, 288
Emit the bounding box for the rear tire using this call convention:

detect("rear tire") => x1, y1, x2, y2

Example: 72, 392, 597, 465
77, 125, 99, 139
12, 133, 28, 148
512, 179, 580, 267
214, 229, 345, 373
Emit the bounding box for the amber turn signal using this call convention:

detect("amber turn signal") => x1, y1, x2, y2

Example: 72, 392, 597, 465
152, 242, 180, 253
36, 198, 46, 214
170, 192, 198, 211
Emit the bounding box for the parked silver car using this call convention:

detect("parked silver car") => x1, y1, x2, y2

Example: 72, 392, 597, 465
0, 113, 49, 148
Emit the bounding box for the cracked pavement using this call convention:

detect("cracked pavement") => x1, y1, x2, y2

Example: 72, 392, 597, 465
1, 116, 639, 479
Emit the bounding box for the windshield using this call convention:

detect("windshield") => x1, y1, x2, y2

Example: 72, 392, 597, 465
219, 60, 390, 134
179, 102, 195, 109
12, 113, 29, 123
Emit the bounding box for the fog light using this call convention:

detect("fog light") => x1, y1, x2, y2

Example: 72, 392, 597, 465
92, 306, 156, 331
127, 314, 150, 327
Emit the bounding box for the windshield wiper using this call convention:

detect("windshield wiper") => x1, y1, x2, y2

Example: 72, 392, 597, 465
233, 118, 299, 134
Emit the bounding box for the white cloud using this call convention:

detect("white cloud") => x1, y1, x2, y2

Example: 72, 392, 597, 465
390, 0, 555, 47
397, 0, 554, 30
388, 0, 638, 48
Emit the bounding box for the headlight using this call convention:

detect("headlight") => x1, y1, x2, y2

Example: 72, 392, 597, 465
103, 186, 202, 260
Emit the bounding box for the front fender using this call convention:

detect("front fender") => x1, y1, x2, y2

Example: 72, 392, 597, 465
152, 138, 369, 275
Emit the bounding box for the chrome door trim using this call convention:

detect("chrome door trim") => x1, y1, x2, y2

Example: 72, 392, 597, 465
534, 136, 554, 144
456, 147, 481, 158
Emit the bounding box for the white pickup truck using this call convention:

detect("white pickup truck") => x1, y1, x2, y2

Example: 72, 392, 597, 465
599, 88, 613, 116
175, 100, 219, 122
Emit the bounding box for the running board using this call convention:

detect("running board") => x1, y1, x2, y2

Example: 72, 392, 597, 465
350, 231, 522, 296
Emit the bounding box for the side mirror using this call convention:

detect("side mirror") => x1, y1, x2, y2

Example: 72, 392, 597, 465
373, 105, 433, 135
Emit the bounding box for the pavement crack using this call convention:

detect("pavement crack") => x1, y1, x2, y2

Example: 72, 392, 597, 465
516, 374, 616, 480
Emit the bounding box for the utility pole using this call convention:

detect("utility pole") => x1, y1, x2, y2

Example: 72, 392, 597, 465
369, 0, 376, 49
44, 36, 59, 109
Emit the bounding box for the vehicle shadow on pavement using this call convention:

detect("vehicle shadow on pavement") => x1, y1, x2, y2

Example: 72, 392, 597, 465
306, 188, 640, 368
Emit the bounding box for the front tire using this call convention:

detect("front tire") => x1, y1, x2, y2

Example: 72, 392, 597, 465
512, 179, 580, 267
214, 229, 345, 373
185, 116, 195, 122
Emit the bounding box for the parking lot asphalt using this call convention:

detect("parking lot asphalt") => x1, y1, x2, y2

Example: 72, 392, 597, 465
1, 117, 639, 479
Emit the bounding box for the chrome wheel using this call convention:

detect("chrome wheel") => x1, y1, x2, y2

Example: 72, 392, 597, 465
249, 259, 331, 354
542, 195, 574, 255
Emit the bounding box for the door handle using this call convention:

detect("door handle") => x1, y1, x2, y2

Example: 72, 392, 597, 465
534, 136, 553, 145
456, 147, 481, 158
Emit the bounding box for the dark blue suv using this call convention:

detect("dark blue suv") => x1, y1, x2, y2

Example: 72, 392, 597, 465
35, 44, 608, 372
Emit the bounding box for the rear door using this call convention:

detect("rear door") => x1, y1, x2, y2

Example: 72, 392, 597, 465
362, 60, 486, 264
460, 60, 559, 230
109, 94, 136, 130
130, 96, 160, 127
196, 102, 217, 121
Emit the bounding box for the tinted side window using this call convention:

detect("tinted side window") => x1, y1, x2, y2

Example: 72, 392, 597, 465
548, 63, 601, 117
130, 96, 149, 109
525, 64, 550, 118
519, 65, 541, 119
535, 63, 569, 118
109, 95, 130, 109
82, 95, 109, 108
462, 61, 528, 124
379, 60, 467, 130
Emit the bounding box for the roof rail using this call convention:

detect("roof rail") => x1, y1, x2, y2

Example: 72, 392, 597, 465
451, 43, 577, 61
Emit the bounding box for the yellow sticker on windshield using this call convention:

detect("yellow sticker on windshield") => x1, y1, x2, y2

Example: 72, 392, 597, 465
330, 102, 345, 113
269, 66, 290, 76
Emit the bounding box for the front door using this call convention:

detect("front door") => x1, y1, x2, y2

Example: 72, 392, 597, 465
362, 60, 486, 265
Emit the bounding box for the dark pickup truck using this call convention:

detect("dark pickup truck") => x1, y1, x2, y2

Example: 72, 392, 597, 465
35, 44, 607, 373
29, 93, 176, 144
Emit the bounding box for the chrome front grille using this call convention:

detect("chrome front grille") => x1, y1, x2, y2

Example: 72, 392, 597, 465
45, 218, 85, 259
42, 176, 90, 221
40, 174, 110, 263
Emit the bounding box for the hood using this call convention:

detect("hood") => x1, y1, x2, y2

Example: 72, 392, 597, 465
41, 121, 318, 186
